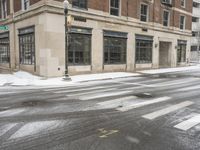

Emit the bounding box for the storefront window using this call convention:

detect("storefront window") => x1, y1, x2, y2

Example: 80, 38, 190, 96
104, 31, 127, 64
0, 32, 9, 63
136, 35, 153, 64
69, 27, 91, 65
19, 26, 35, 65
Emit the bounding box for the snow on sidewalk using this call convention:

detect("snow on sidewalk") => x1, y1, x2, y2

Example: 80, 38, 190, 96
0, 71, 139, 86
138, 65, 200, 74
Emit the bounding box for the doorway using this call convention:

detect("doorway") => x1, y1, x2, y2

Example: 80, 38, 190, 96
159, 42, 171, 68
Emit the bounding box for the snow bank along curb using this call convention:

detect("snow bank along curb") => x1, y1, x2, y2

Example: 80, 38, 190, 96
138, 66, 200, 74
0, 72, 140, 87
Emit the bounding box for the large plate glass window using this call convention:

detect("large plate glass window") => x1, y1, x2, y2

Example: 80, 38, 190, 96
177, 40, 187, 63
19, 26, 35, 65
72, 0, 87, 9
68, 27, 91, 65
136, 35, 153, 64
110, 0, 120, 16
0, 32, 9, 63
104, 31, 127, 64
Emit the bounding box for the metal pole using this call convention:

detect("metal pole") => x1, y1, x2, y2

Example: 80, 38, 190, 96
63, 7, 71, 80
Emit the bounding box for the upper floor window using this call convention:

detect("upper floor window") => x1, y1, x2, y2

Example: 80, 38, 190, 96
161, 0, 172, 5
181, 0, 186, 8
192, 17, 199, 23
22, 0, 30, 10
193, 2, 200, 8
163, 10, 170, 26
180, 16, 185, 30
72, 0, 87, 9
1, 0, 7, 19
110, 0, 120, 16
140, 4, 148, 22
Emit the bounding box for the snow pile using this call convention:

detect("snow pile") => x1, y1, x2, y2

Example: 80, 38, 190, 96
138, 66, 200, 74
0, 71, 139, 86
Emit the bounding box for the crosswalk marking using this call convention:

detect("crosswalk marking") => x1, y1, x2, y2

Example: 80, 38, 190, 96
142, 101, 194, 120
66, 88, 117, 97
178, 85, 200, 92
79, 91, 133, 101
97, 96, 137, 106
174, 114, 200, 131
116, 96, 171, 112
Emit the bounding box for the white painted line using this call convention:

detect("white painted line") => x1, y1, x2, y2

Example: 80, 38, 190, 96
97, 96, 137, 105
174, 114, 200, 131
117, 96, 171, 112
142, 101, 194, 120
79, 91, 133, 101
178, 85, 200, 92
67, 88, 117, 97
54, 86, 106, 94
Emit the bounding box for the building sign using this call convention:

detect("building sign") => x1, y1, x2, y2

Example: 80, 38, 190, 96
0, 25, 9, 31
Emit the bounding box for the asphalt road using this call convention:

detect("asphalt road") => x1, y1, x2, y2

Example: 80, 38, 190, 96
1, 70, 200, 150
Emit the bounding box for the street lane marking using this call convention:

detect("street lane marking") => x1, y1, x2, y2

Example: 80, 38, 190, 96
79, 91, 133, 100
97, 96, 137, 106
54, 86, 107, 93
178, 85, 200, 92
174, 114, 200, 131
98, 128, 119, 138
142, 101, 194, 120
116, 96, 171, 112
66, 88, 118, 97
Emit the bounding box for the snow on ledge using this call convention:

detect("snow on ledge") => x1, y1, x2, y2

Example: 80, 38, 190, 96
138, 66, 200, 74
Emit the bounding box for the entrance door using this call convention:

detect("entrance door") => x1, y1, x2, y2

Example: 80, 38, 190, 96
159, 42, 171, 68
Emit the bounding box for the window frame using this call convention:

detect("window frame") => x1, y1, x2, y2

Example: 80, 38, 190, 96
140, 3, 149, 22
135, 35, 153, 64
18, 26, 35, 66
21, 0, 30, 11
72, 0, 88, 10
0, 32, 10, 64
1, 0, 7, 19
180, 15, 186, 30
109, 0, 121, 16
163, 10, 170, 27
103, 30, 127, 65
68, 27, 92, 66
181, 0, 186, 8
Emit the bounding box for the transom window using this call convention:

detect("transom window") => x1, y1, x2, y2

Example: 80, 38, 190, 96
104, 31, 127, 64
68, 27, 91, 65
72, 0, 87, 9
0, 32, 9, 64
110, 0, 120, 16
163, 10, 170, 26
180, 16, 185, 30
136, 35, 153, 64
19, 27, 35, 65
140, 4, 148, 22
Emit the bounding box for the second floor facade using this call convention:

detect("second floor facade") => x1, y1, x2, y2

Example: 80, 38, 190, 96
0, 0, 193, 33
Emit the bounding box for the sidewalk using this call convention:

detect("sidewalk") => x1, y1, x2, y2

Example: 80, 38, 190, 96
0, 65, 200, 87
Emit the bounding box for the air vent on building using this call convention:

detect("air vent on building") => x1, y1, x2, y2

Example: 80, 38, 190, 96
73, 16, 87, 22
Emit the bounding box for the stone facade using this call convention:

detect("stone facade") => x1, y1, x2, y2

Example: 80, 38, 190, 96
0, 0, 193, 77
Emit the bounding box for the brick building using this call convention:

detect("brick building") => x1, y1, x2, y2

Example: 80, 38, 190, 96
0, 0, 193, 77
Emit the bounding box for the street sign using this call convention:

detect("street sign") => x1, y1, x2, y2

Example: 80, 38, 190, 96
0, 25, 9, 31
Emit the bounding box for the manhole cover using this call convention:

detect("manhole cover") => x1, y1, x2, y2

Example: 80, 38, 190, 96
134, 93, 153, 98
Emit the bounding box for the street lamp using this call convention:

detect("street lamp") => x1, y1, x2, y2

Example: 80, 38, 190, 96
63, 0, 71, 80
